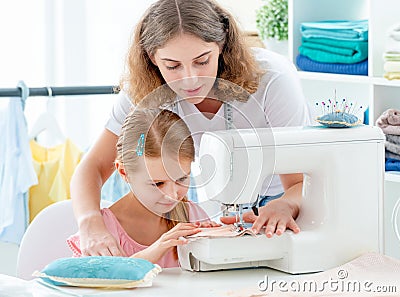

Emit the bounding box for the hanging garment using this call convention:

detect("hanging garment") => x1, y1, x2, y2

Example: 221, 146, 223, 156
100, 169, 130, 203
0, 98, 38, 244
29, 139, 82, 222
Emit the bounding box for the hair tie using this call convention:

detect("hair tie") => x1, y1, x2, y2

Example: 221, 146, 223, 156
136, 133, 145, 156
221, 15, 229, 32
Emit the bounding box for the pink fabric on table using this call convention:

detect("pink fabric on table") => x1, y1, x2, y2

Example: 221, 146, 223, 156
67, 201, 210, 268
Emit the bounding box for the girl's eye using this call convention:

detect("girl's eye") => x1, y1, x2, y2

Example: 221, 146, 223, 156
177, 176, 188, 183
152, 182, 164, 187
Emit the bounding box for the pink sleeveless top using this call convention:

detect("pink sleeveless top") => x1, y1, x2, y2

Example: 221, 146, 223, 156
67, 201, 209, 268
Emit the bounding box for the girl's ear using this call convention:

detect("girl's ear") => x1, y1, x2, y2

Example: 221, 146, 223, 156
115, 160, 129, 182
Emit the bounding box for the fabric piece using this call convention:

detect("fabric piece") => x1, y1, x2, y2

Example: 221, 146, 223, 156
386, 134, 400, 145
225, 252, 400, 296
384, 72, 400, 80
29, 139, 83, 221
385, 158, 400, 171
0, 98, 38, 244
105, 48, 312, 197
376, 109, 400, 135
300, 20, 368, 41
299, 38, 368, 64
187, 225, 257, 239
385, 141, 400, 155
33, 256, 161, 288
384, 61, 400, 73
67, 201, 209, 268
388, 23, 400, 41
296, 54, 368, 75
385, 151, 400, 161
383, 51, 400, 62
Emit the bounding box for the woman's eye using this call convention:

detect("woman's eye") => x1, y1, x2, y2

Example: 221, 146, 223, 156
196, 58, 209, 66
165, 64, 179, 70
152, 182, 164, 187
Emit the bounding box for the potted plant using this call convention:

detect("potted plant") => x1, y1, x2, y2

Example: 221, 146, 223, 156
256, 0, 288, 55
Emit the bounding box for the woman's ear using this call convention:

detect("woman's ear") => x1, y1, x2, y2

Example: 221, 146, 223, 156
148, 53, 158, 66
115, 160, 129, 182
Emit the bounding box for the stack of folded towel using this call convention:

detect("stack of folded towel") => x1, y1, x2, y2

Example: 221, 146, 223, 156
383, 23, 400, 80
296, 20, 368, 76
376, 108, 400, 171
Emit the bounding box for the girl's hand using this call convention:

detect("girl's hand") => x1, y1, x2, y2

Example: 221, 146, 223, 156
195, 220, 222, 228
130, 223, 201, 263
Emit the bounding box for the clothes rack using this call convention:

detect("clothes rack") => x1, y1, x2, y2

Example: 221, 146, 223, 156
0, 85, 120, 97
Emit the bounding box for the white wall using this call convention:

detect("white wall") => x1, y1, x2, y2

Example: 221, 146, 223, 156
216, 0, 264, 32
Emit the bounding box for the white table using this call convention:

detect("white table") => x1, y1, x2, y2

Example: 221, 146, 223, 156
0, 268, 291, 297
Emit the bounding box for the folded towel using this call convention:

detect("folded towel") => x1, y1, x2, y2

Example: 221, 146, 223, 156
383, 51, 400, 61
300, 38, 368, 64
386, 134, 400, 145
385, 158, 400, 171
386, 151, 400, 161
386, 141, 400, 155
296, 54, 368, 75
384, 72, 400, 80
300, 20, 368, 41
377, 108, 400, 125
384, 61, 400, 72
385, 38, 400, 53
388, 23, 400, 42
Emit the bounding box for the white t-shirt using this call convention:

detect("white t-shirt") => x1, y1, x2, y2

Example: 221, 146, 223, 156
105, 48, 311, 196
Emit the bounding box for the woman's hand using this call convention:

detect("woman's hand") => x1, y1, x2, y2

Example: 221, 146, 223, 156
79, 213, 126, 256
130, 223, 201, 263
219, 198, 300, 237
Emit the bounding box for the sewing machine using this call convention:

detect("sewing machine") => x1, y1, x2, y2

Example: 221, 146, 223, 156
178, 125, 385, 274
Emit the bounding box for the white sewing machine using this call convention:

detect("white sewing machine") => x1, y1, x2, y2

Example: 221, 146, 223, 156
178, 125, 385, 274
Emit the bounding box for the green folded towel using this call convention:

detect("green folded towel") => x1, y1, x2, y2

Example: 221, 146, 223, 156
299, 37, 368, 64
300, 20, 368, 41
383, 51, 400, 61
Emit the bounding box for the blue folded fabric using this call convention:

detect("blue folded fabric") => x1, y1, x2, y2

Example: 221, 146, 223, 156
300, 37, 368, 64
385, 158, 400, 171
296, 54, 368, 75
301, 20, 368, 41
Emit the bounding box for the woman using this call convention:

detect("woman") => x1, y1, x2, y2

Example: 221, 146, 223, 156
71, 0, 311, 256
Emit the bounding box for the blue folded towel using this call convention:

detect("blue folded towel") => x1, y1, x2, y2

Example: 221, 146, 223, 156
385, 158, 400, 171
296, 54, 368, 75
301, 20, 368, 41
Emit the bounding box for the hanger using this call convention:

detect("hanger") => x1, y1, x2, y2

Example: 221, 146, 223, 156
29, 87, 66, 146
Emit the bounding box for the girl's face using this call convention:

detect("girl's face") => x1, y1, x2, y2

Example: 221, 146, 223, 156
152, 33, 220, 105
128, 156, 191, 215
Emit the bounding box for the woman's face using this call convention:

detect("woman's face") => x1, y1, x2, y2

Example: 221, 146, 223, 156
128, 156, 191, 216
152, 33, 220, 105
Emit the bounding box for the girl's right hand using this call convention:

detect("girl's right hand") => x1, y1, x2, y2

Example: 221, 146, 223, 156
79, 213, 126, 256
130, 223, 201, 263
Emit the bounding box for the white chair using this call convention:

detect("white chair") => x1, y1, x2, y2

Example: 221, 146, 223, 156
16, 199, 112, 280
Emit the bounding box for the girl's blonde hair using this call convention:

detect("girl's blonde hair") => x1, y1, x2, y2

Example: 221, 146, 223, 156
116, 108, 195, 237
120, 0, 263, 105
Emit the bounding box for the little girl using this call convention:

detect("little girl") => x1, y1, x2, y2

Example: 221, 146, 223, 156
67, 108, 218, 267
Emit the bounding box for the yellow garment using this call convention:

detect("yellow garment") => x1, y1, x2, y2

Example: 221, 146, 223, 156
384, 72, 400, 80
29, 139, 82, 222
